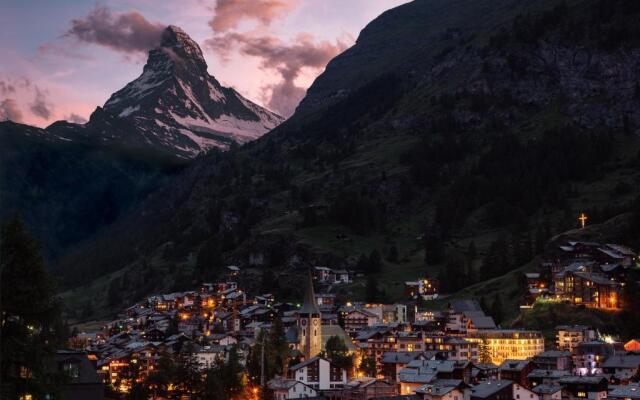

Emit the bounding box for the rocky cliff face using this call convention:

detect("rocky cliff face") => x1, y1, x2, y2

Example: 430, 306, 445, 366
96, 25, 283, 158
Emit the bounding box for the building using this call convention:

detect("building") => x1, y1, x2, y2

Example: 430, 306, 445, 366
531, 384, 562, 400
341, 378, 397, 400
601, 354, 640, 383
558, 376, 608, 400
532, 351, 572, 371
556, 326, 596, 353
608, 384, 640, 400
268, 378, 318, 400
52, 351, 104, 400
343, 309, 380, 335
298, 271, 322, 360
469, 380, 513, 400
416, 379, 469, 400
498, 359, 533, 388
574, 340, 624, 376
468, 330, 544, 365
289, 356, 347, 392
556, 271, 622, 309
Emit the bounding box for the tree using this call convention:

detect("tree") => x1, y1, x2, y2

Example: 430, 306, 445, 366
1, 217, 66, 399
324, 336, 354, 372
359, 356, 377, 377
368, 250, 382, 273
478, 339, 492, 364
365, 275, 380, 303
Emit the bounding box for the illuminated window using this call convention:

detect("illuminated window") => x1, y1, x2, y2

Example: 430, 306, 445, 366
577, 392, 586, 398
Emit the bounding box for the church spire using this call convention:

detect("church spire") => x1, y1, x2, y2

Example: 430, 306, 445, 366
299, 269, 320, 315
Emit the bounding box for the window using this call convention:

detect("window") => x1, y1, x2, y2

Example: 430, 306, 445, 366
577, 392, 586, 398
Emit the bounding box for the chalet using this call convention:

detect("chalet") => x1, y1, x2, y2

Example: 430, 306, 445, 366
54, 350, 105, 400
445, 300, 496, 335
341, 378, 397, 400
268, 378, 318, 400
397, 332, 425, 353
363, 304, 408, 324
332, 269, 351, 284
499, 359, 533, 388
415, 379, 469, 400
556, 325, 596, 353
608, 384, 640, 400
289, 356, 347, 392
356, 327, 398, 372
558, 375, 608, 400
422, 335, 478, 362
527, 369, 571, 388
195, 345, 230, 369
314, 267, 333, 283
556, 271, 622, 309
472, 364, 499, 383
469, 380, 513, 400
512, 383, 539, 400
531, 384, 562, 400
315, 293, 336, 309
574, 340, 624, 376
601, 354, 640, 383
381, 351, 429, 382
399, 360, 473, 394
209, 333, 238, 346
343, 309, 380, 335
532, 351, 572, 371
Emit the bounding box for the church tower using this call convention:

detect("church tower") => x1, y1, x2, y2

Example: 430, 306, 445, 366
298, 270, 322, 360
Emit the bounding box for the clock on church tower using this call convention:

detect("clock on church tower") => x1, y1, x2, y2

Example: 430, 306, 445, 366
298, 270, 322, 360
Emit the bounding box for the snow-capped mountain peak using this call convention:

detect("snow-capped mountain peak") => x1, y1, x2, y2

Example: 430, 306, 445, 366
95, 25, 283, 158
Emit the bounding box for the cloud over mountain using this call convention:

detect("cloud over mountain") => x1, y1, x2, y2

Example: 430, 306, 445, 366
208, 32, 347, 116
65, 6, 165, 54
0, 99, 23, 122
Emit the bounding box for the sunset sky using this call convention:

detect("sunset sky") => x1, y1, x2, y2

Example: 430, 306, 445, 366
0, 0, 409, 127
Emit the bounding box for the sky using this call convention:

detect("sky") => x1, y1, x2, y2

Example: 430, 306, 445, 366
0, 0, 410, 127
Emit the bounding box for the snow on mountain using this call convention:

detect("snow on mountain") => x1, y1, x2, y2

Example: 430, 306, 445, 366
96, 25, 284, 158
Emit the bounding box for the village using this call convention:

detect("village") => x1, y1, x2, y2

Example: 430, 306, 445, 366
57, 235, 640, 400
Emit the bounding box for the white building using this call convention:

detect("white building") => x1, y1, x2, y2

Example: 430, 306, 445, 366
268, 378, 318, 400
289, 356, 347, 391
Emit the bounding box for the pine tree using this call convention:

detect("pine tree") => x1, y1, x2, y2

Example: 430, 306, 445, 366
359, 356, 377, 377
325, 336, 354, 372
478, 339, 492, 364
365, 275, 380, 302
368, 250, 382, 273
1, 217, 65, 398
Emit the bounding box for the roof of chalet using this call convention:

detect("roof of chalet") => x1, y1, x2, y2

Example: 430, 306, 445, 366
469, 380, 513, 398
602, 354, 640, 369
381, 351, 424, 364
290, 356, 327, 371
531, 384, 562, 395
608, 384, 640, 399
499, 360, 531, 372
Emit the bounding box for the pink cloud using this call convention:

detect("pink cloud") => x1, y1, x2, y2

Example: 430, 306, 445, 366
207, 32, 348, 116
64, 113, 88, 124
210, 0, 297, 33
64, 6, 165, 55
30, 86, 53, 120
0, 99, 24, 123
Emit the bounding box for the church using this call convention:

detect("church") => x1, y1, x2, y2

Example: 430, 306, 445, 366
288, 271, 356, 360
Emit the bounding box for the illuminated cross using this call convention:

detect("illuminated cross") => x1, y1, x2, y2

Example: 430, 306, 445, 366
579, 213, 588, 229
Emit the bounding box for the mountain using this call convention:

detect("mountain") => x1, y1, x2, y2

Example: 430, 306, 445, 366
54, 0, 640, 319
93, 25, 283, 158
0, 26, 282, 257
